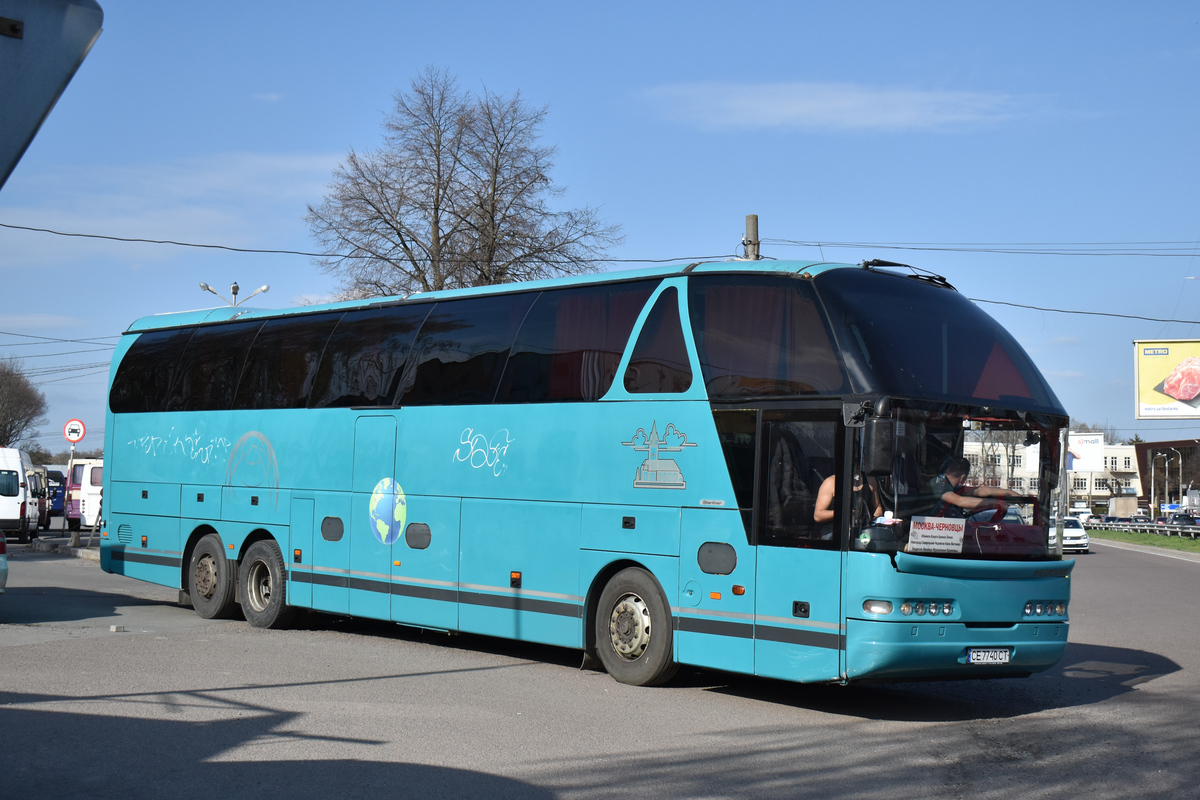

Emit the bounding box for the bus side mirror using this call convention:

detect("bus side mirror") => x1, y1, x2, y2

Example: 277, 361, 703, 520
862, 418, 895, 476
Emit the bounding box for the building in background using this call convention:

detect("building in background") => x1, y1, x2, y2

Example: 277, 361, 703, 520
962, 433, 1142, 516
1131, 438, 1200, 515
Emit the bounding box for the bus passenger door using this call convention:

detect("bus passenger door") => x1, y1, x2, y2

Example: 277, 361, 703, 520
753, 412, 844, 683
348, 416, 397, 621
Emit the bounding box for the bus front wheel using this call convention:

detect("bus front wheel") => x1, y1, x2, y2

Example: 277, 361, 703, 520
239, 539, 295, 630
189, 534, 237, 619
595, 567, 678, 686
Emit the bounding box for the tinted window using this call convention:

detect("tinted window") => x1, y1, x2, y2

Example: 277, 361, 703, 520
234, 313, 342, 409
714, 410, 757, 539
760, 416, 840, 549
90, 466, 103, 485
689, 275, 846, 400
71, 464, 84, 484
166, 320, 263, 411
623, 287, 692, 394
0, 470, 17, 497
399, 293, 537, 405
109, 327, 196, 413
497, 281, 656, 402
309, 304, 431, 408
816, 269, 1063, 413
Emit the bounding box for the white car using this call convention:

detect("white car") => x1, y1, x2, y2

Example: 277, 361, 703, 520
1060, 517, 1090, 554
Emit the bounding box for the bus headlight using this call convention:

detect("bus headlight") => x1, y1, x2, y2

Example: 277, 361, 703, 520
1056, 603, 1067, 616
863, 600, 893, 615
900, 602, 913, 616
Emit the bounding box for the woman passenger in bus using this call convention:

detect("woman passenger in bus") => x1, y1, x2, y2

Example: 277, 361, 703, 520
933, 457, 1019, 519
814, 472, 883, 532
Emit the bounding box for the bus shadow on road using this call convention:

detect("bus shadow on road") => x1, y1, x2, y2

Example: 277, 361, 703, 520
701, 640, 1181, 721
0, 584, 175, 626
0, 694, 554, 800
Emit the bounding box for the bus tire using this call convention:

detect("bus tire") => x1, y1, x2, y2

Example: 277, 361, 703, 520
595, 567, 678, 686
240, 539, 295, 630
189, 534, 237, 619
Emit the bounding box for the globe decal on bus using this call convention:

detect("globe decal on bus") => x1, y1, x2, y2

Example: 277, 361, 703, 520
369, 477, 407, 545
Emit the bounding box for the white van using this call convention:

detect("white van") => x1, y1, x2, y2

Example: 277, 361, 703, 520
67, 458, 103, 530
0, 448, 39, 543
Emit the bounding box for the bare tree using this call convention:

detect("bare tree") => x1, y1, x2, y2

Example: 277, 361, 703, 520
0, 358, 48, 448
307, 67, 622, 299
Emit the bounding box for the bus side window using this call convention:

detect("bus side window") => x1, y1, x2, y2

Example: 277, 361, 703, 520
623, 287, 693, 394
234, 313, 342, 409
165, 320, 263, 412
759, 418, 840, 549
109, 327, 196, 414
713, 410, 757, 541
398, 293, 537, 406
309, 304, 430, 408
497, 281, 656, 403
687, 275, 847, 399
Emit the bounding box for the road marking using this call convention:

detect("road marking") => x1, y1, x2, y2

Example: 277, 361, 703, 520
1090, 538, 1200, 564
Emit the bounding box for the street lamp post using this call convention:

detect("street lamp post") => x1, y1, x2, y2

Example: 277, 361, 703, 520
1176, 448, 1185, 510
200, 281, 270, 307
1153, 452, 1170, 517
1170, 447, 1183, 510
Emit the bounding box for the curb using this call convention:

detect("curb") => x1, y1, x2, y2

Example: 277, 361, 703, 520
29, 540, 101, 562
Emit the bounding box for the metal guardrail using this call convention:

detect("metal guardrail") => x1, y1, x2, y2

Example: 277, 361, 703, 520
1082, 522, 1199, 539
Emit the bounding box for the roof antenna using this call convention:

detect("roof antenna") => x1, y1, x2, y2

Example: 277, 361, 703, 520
742, 214, 760, 260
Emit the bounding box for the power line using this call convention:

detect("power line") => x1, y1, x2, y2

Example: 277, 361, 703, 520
4, 347, 117, 360
970, 298, 1198, 324
6, 222, 1200, 324
23, 361, 110, 378
0, 222, 732, 264
763, 238, 1200, 258
0, 330, 120, 345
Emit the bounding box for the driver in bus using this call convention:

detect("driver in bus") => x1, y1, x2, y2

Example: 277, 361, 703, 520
933, 457, 1019, 518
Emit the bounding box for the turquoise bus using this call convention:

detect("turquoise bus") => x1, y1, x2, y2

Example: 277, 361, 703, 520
100, 260, 1073, 686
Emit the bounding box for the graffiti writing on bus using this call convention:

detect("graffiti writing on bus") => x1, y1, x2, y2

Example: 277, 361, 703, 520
128, 428, 232, 464
453, 428, 514, 477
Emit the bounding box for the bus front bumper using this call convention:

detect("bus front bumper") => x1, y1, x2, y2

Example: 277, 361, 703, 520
845, 618, 1069, 681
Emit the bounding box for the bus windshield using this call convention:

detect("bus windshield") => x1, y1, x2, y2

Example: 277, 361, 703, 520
861, 405, 1064, 561
815, 268, 1064, 416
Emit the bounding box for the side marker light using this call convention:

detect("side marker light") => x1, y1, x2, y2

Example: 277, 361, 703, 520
863, 600, 893, 615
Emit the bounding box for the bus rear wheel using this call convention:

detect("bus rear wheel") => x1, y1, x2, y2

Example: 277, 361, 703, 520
240, 539, 295, 630
189, 533, 237, 619
595, 567, 678, 686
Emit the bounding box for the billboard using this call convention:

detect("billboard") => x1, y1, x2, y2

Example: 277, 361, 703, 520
1134, 340, 1200, 420
1067, 433, 1104, 472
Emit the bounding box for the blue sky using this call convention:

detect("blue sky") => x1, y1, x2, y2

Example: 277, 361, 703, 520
3, 1, 1199, 453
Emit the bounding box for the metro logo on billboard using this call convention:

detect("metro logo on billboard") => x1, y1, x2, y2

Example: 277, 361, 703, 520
1134, 339, 1200, 420
63, 419, 85, 443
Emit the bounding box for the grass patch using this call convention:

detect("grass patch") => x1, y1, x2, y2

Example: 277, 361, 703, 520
1088, 528, 1200, 554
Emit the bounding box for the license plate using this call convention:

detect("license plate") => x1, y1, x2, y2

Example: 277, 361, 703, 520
968, 647, 1011, 664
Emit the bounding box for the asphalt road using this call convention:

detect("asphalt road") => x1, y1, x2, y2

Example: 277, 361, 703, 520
1, 535, 1198, 800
